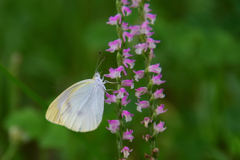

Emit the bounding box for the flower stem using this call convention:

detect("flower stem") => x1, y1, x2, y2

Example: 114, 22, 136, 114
1, 141, 18, 160
115, 0, 125, 159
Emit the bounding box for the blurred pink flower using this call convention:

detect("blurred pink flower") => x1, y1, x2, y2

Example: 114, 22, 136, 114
136, 99, 149, 112
106, 120, 120, 133
123, 129, 134, 142
105, 93, 117, 104
107, 14, 122, 25
122, 110, 134, 122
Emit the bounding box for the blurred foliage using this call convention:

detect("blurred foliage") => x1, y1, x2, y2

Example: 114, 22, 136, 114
0, 0, 240, 159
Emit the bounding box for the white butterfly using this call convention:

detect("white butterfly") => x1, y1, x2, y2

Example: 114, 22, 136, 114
45, 72, 106, 132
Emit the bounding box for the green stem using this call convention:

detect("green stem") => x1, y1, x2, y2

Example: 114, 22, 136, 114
1, 141, 18, 160
0, 63, 47, 109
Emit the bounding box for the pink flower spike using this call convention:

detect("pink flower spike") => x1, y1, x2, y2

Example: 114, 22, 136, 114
122, 22, 129, 30
144, 4, 152, 13
153, 88, 165, 99
123, 48, 133, 58
105, 66, 127, 79
133, 70, 144, 82
129, 25, 140, 36
141, 117, 152, 128
129, 0, 140, 8
122, 79, 134, 89
113, 88, 129, 99
145, 13, 156, 24
135, 87, 147, 98
134, 43, 148, 55
148, 64, 162, 74
123, 31, 134, 42
106, 39, 122, 53
106, 120, 120, 133
122, 110, 134, 122
154, 121, 167, 133
156, 104, 167, 115
122, 6, 132, 16
105, 93, 117, 104
152, 74, 165, 85
123, 58, 135, 69
107, 14, 122, 25
121, 0, 130, 5
136, 99, 149, 112
123, 129, 134, 142
121, 95, 131, 106
147, 38, 161, 49
121, 146, 133, 158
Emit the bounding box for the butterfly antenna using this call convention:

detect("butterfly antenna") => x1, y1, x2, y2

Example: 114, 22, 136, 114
96, 57, 105, 72
95, 50, 101, 72
95, 51, 105, 72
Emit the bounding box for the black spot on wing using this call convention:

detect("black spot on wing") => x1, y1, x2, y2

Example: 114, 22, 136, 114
77, 110, 83, 116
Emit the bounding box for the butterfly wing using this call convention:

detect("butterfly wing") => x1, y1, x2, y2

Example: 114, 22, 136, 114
46, 79, 105, 132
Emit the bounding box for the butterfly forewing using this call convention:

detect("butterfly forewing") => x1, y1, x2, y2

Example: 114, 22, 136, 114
46, 76, 105, 132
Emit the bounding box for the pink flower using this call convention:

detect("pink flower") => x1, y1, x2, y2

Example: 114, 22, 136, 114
122, 110, 134, 122
123, 129, 134, 142
113, 88, 129, 99
148, 64, 162, 74
153, 89, 165, 99
121, 0, 130, 5
129, 0, 140, 8
154, 121, 166, 133
155, 104, 167, 115
123, 31, 134, 42
145, 13, 156, 24
135, 87, 147, 98
140, 21, 154, 36
121, 146, 133, 158
106, 39, 122, 53
105, 66, 127, 79
144, 4, 152, 13
106, 120, 120, 133
105, 93, 117, 104
141, 117, 152, 128
123, 48, 133, 58
134, 43, 148, 54
122, 79, 134, 89
107, 14, 122, 25
133, 70, 144, 82
151, 74, 165, 85
122, 95, 131, 106
143, 134, 151, 142
146, 37, 161, 49
122, 6, 132, 16
122, 22, 129, 30
123, 58, 135, 69
136, 99, 149, 112
129, 25, 140, 36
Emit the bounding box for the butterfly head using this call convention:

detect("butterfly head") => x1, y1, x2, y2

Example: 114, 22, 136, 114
93, 72, 101, 80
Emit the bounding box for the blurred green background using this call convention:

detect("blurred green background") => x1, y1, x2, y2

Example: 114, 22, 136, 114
0, 0, 240, 159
